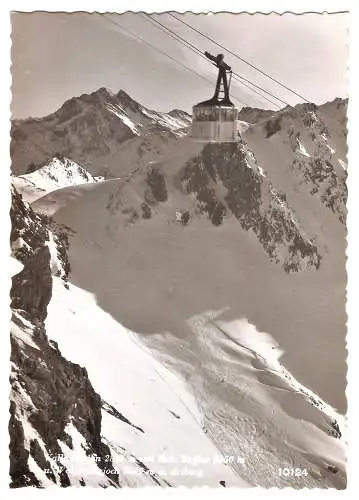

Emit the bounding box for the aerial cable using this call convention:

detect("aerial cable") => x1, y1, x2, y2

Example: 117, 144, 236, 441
168, 12, 310, 103
230, 74, 283, 108
142, 13, 279, 108
231, 73, 288, 108
142, 13, 209, 61
99, 13, 246, 107
143, 13, 281, 109
146, 13, 287, 108
98, 14, 246, 107
149, 13, 292, 108
102, 12, 281, 110
99, 14, 209, 85
230, 74, 281, 109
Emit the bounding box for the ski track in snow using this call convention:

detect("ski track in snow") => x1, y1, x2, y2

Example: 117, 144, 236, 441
46, 278, 246, 487
45, 278, 346, 488
129, 311, 347, 488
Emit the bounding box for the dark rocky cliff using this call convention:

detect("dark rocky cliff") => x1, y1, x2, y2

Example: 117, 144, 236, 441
9, 188, 119, 488
178, 141, 321, 272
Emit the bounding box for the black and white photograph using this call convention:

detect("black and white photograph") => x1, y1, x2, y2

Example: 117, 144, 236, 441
7, 6, 349, 490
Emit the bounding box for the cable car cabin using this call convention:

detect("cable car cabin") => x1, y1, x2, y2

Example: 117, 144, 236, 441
190, 51, 240, 142
192, 104, 240, 142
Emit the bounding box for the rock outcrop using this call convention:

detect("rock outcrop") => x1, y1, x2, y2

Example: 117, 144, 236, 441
9, 188, 119, 488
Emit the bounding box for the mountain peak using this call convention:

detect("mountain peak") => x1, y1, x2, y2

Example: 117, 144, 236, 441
11, 87, 192, 176
78, 87, 113, 105
168, 108, 191, 119
115, 89, 142, 112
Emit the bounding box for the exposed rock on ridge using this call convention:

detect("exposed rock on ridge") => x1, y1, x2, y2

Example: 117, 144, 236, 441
9, 188, 119, 488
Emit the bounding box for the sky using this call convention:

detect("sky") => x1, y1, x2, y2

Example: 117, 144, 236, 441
11, 11, 349, 118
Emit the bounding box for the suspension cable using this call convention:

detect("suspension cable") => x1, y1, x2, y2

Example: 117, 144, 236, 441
151, 13, 293, 108
99, 15, 210, 87
149, 13, 300, 110
98, 14, 248, 107
143, 13, 282, 109
168, 12, 310, 103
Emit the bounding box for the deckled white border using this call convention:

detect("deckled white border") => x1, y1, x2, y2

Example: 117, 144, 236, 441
346, 2, 358, 499
0, 1, 357, 498
1, 0, 353, 13
0, 1, 13, 497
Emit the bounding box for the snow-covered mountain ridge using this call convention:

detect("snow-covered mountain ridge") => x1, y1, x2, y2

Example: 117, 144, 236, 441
11, 88, 191, 177
245, 101, 347, 224
9, 185, 347, 488
13, 155, 101, 203
9, 91, 348, 488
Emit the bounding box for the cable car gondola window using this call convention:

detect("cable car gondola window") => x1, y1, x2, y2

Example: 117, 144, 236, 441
194, 107, 221, 121
219, 108, 230, 121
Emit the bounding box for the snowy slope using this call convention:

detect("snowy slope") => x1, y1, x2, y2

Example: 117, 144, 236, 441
45, 279, 247, 487
105, 95, 191, 137
13, 156, 101, 203
141, 312, 347, 488
44, 278, 346, 488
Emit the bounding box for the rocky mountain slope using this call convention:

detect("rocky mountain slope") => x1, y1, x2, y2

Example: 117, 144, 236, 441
10, 188, 119, 487
9, 90, 348, 488
11, 88, 191, 177
245, 101, 347, 225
